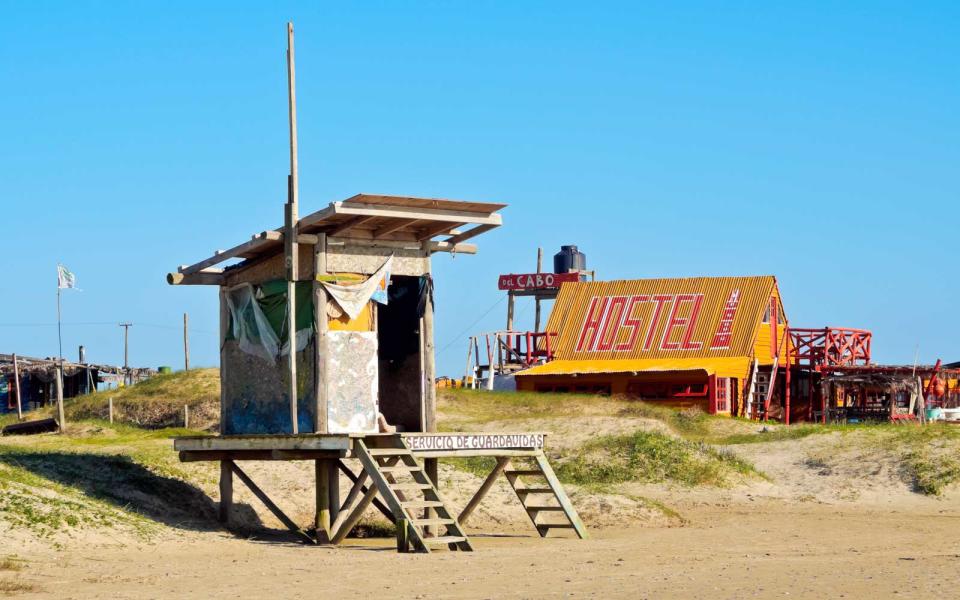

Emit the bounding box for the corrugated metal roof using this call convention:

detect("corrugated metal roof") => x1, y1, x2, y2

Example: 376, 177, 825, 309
517, 356, 752, 379
542, 276, 777, 362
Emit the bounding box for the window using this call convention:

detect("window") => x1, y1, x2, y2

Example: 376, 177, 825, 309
761, 304, 771, 324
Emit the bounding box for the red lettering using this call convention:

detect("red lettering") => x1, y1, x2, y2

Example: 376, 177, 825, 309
710, 289, 741, 349
661, 294, 696, 350
616, 295, 649, 351
643, 295, 673, 351
681, 294, 704, 350
596, 296, 628, 351
576, 296, 609, 352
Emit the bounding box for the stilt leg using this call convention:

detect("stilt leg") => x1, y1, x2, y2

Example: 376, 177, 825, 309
219, 460, 233, 524
316, 459, 331, 543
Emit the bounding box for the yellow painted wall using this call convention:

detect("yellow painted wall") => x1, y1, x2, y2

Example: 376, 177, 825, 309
328, 302, 374, 332
752, 286, 789, 366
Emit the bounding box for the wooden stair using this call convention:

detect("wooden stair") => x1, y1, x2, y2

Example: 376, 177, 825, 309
344, 438, 473, 553
502, 452, 588, 539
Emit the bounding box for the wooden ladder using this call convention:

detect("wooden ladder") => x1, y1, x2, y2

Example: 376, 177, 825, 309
346, 438, 473, 553
502, 452, 588, 539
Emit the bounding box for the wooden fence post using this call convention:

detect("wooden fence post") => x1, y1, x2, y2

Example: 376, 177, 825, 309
108, 397, 114, 423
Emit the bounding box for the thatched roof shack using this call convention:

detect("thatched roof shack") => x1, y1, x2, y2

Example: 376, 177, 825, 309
167, 194, 505, 436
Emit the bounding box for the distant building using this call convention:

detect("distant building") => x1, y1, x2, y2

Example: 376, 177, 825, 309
515, 276, 789, 416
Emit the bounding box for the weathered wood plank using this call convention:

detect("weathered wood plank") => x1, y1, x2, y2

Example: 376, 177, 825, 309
458, 457, 509, 527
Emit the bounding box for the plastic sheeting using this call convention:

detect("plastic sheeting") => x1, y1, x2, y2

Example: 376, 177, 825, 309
225, 283, 313, 363
320, 256, 393, 320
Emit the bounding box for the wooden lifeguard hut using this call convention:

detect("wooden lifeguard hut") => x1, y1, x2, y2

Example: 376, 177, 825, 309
166, 23, 585, 553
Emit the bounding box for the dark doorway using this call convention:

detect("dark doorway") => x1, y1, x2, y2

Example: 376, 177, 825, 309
377, 275, 424, 432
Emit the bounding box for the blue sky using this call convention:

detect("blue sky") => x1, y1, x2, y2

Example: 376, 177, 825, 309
1, 2, 956, 376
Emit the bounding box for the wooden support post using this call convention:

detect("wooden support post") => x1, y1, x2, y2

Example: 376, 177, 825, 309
12, 353, 22, 421
219, 288, 228, 435
506, 292, 515, 331
785, 355, 791, 425
219, 460, 233, 524
328, 460, 340, 528
463, 338, 474, 387
184, 404, 190, 429
535, 247, 543, 332
396, 518, 411, 553
331, 483, 379, 545
284, 21, 300, 435
315, 460, 331, 543
314, 233, 329, 434
332, 465, 368, 533
183, 312, 190, 371
55, 364, 66, 433
458, 457, 509, 526
108, 397, 114, 423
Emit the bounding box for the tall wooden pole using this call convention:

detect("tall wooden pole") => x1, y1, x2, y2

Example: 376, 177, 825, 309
183, 312, 190, 371
285, 21, 300, 434
55, 365, 66, 433
534, 247, 544, 333
119, 323, 132, 385
12, 353, 22, 421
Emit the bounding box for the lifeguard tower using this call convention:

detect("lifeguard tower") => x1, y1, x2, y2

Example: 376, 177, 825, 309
166, 24, 585, 553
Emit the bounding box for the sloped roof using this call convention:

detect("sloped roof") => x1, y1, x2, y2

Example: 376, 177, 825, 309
523, 276, 780, 372
169, 194, 505, 285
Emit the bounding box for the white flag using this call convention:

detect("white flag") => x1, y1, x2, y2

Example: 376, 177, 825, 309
57, 264, 78, 290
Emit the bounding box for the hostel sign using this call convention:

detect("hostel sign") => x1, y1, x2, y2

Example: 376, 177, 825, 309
575, 289, 743, 354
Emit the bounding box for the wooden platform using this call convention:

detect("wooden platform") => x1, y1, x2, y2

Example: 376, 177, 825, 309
173, 431, 586, 552
174, 432, 547, 461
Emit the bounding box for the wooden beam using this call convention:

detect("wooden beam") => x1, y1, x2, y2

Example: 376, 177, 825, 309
331, 480, 379, 544
328, 215, 378, 237
445, 224, 498, 245
219, 460, 233, 523
337, 461, 395, 523
373, 218, 420, 239
231, 462, 313, 542
179, 236, 277, 275
458, 457, 509, 526
416, 221, 464, 241
173, 436, 350, 452
332, 201, 502, 226
167, 269, 225, 286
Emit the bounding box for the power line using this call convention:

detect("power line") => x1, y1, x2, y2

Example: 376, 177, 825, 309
439, 295, 506, 354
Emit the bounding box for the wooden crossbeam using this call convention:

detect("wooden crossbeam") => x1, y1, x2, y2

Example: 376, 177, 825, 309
229, 462, 314, 543
328, 215, 378, 237
337, 461, 395, 523
445, 224, 499, 245
331, 201, 501, 226
374, 218, 420, 238
416, 221, 464, 241
458, 457, 509, 526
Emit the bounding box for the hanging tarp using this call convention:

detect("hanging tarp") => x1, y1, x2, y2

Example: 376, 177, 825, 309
225, 281, 314, 362
320, 256, 393, 320
327, 330, 379, 433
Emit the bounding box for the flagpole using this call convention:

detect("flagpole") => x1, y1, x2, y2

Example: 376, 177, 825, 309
57, 271, 63, 363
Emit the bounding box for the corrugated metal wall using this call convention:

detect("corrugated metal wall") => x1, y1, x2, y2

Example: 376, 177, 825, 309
544, 276, 777, 362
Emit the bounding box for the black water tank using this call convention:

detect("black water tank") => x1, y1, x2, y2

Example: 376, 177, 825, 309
554, 245, 587, 274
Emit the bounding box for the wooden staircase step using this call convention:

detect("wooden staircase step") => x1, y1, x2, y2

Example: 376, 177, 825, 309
402, 500, 444, 509
538, 523, 576, 529
390, 483, 433, 491
411, 518, 455, 527
525, 506, 565, 512
367, 448, 409, 456
423, 536, 468, 545
516, 488, 553, 495
378, 465, 422, 474
505, 470, 544, 477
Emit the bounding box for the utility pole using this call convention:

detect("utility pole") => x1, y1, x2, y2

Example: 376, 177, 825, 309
535, 247, 544, 332
119, 322, 132, 385
12, 353, 22, 421
183, 312, 190, 371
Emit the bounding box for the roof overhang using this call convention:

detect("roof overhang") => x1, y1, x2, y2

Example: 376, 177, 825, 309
516, 357, 752, 379
168, 194, 505, 285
